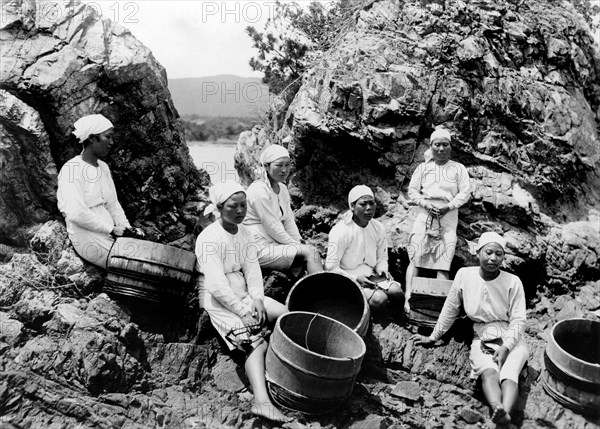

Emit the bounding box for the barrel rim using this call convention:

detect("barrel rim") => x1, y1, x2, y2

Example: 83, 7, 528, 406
548, 318, 600, 383
285, 271, 370, 333
275, 311, 366, 361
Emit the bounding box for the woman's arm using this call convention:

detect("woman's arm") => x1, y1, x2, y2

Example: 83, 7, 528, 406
57, 165, 114, 233
102, 164, 131, 227
447, 163, 471, 210
429, 270, 465, 341
502, 277, 527, 351
374, 223, 389, 276
242, 238, 265, 303
325, 225, 353, 276
250, 192, 299, 245
408, 164, 426, 207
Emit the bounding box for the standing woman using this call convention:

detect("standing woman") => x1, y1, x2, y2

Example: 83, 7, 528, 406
413, 232, 528, 428
196, 182, 288, 422
244, 144, 322, 274
57, 114, 131, 268
326, 185, 404, 310
405, 128, 470, 313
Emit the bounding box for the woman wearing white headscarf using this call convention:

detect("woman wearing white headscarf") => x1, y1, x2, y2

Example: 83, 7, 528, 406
243, 144, 322, 274
57, 114, 131, 268
196, 182, 288, 423
413, 232, 528, 428
326, 185, 404, 310
405, 128, 471, 313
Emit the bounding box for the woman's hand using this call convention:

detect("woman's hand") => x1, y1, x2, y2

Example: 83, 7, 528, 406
357, 276, 376, 288
431, 203, 450, 217
493, 345, 510, 369
411, 334, 435, 347
241, 312, 258, 329
251, 299, 267, 326
111, 226, 126, 237
376, 269, 390, 280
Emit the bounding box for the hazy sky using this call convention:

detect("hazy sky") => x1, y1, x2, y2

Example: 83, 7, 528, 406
106, 1, 282, 79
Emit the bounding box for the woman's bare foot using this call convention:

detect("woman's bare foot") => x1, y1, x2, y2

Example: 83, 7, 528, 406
251, 401, 290, 423
490, 403, 511, 426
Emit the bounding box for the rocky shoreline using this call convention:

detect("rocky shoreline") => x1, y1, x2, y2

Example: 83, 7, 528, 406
1, 222, 599, 428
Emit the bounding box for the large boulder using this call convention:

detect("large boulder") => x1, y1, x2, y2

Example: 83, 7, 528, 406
0, 0, 210, 248
273, 0, 600, 291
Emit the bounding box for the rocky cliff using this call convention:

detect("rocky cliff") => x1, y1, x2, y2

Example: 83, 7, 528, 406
274, 0, 600, 296
0, 0, 209, 253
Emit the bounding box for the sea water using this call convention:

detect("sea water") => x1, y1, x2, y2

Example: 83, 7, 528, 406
187, 140, 239, 184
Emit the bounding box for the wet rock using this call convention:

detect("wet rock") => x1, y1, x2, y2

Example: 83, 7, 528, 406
2, 1, 209, 250
348, 415, 392, 429
459, 408, 485, 424
0, 91, 58, 247
0, 312, 24, 346
390, 381, 420, 402
210, 354, 246, 393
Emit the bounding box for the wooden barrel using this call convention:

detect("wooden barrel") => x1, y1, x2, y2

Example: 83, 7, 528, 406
407, 277, 452, 327
542, 318, 600, 415
105, 237, 196, 303
265, 311, 366, 414
286, 271, 370, 336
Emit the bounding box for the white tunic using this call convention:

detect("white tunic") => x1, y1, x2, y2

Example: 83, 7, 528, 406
57, 155, 130, 268
196, 221, 276, 350
325, 218, 388, 280
243, 179, 301, 270
430, 267, 528, 382
407, 160, 471, 270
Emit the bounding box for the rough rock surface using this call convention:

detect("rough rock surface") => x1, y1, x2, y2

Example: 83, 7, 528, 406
273, 0, 600, 293
0, 0, 209, 249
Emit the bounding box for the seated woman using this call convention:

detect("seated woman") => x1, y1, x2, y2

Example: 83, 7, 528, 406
57, 114, 131, 268
325, 185, 404, 310
413, 232, 528, 428
195, 182, 288, 422
244, 144, 322, 275
405, 128, 470, 314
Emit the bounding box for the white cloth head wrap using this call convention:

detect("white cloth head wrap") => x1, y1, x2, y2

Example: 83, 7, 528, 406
204, 182, 246, 217
344, 185, 374, 223
430, 128, 452, 144
73, 114, 113, 143
260, 144, 290, 165
475, 232, 506, 252
259, 144, 290, 183
424, 128, 452, 161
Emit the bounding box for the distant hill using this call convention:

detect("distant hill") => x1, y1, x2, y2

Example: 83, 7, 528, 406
168, 75, 271, 118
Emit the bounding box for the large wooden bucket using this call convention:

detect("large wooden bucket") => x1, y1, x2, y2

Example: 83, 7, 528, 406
286, 271, 370, 336
542, 318, 600, 415
265, 311, 366, 414
105, 237, 197, 303
407, 277, 452, 327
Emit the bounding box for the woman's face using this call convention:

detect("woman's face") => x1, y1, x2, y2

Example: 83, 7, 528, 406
352, 195, 376, 224
431, 138, 451, 163
219, 192, 247, 225
89, 128, 114, 157
478, 243, 505, 274
267, 157, 291, 183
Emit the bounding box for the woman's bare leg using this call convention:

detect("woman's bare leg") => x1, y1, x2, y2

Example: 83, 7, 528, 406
481, 369, 510, 426
246, 342, 288, 422
404, 262, 419, 313
298, 244, 323, 274
501, 379, 519, 417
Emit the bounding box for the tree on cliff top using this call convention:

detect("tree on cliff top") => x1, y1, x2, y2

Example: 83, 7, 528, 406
246, 0, 363, 97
